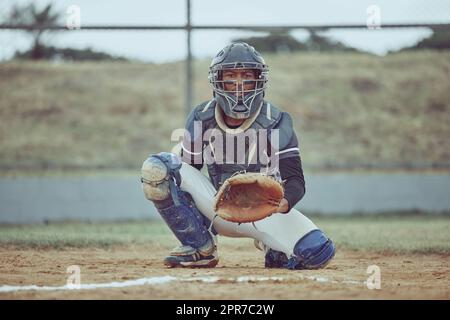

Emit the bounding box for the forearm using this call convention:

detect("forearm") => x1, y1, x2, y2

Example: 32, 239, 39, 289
278, 156, 306, 212
283, 176, 306, 211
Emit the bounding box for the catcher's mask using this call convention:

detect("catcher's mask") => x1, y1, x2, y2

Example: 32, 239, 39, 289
208, 42, 269, 120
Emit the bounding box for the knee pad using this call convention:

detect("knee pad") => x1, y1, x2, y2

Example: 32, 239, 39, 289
289, 229, 335, 270
141, 152, 182, 203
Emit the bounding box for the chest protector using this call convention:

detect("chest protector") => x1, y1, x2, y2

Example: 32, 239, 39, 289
186, 99, 294, 190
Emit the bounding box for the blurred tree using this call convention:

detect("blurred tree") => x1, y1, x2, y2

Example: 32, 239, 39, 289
7, 2, 61, 59
15, 45, 128, 61
233, 32, 307, 53
305, 30, 357, 52
234, 31, 358, 53
405, 28, 450, 50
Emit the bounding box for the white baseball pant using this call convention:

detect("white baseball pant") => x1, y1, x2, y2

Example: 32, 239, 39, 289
179, 162, 318, 257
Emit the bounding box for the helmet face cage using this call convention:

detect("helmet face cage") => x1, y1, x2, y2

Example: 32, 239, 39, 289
208, 44, 269, 120
209, 63, 268, 118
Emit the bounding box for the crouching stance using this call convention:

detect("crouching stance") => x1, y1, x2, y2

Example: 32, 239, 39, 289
141, 152, 218, 268
141, 152, 335, 270
141, 42, 335, 269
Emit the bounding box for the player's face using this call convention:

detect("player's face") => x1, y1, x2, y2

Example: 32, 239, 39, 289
221, 69, 257, 99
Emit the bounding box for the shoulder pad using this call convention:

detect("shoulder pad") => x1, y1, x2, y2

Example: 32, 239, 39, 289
254, 101, 282, 129
184, 100, 216, 143
273, 111, 296, 151
192, 99, 216, 122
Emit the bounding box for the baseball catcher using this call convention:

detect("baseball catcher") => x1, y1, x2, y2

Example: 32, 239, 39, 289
141, 42, 335, 269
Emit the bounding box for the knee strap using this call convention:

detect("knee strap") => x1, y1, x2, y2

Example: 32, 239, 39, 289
288, 229, 335, 270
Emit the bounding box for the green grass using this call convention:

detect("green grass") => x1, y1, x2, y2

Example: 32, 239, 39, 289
317, 215, 450, 254
0, 50, 449, 171
0, 220, 170, 249
1, 215, 449, 254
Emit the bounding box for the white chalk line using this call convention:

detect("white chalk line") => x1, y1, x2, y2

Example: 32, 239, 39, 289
0, 275, 366, 293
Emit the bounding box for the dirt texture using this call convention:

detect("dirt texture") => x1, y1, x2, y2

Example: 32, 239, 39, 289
0, 241, 449, 300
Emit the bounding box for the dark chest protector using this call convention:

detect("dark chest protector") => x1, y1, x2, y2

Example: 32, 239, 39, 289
186, 99, 296, 190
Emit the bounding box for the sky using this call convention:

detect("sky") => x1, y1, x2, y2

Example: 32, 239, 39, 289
0, 0, 449, 62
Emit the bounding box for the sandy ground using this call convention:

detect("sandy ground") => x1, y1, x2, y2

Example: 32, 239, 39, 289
0, 241, 449, 300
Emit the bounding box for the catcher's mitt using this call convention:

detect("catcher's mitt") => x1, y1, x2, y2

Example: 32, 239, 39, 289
213, 172, 284, 223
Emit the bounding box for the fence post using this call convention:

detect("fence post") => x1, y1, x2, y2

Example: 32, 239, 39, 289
186, 0, 193, 116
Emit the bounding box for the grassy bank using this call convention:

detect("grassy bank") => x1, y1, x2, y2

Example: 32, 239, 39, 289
0, 51, 449, 171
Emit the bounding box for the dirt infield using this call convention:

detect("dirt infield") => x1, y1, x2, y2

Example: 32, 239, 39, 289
0, 240, 449, 300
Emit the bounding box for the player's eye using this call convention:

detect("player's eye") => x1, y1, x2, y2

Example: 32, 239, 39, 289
223, 73, 235, 79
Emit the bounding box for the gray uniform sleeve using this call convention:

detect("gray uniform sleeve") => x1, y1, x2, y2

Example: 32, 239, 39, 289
272, 112, 301, 160
279, 156, 306, 211
180, 108, 204, 170
270, 111, 305, 210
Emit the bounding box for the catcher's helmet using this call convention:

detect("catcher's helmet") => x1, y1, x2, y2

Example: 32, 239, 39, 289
208, 42, 269, 120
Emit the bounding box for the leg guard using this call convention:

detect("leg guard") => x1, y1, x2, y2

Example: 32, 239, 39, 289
287, 229, 335, 270
141, 152, 217, 267
262, 230, 335, 270
154, 191, 215, 257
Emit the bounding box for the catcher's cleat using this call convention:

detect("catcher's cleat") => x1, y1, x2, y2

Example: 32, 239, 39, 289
254, 240, 289, 269
264, 249, 289, 268
254, 240, 290, 269
163, 245, 219, 268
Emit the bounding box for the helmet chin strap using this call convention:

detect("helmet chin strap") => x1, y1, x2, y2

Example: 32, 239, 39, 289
215, 100, 264, 134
